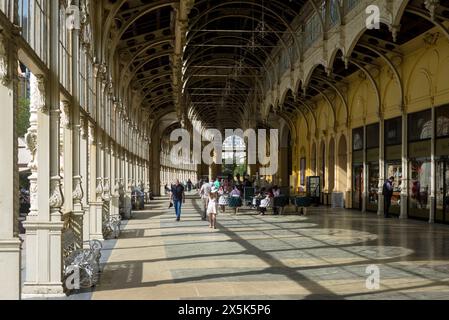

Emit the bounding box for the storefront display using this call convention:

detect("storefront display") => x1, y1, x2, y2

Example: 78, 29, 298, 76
367, 164, 379, 211
408, 159, 431, 219
436, 160, 449, 223
366, 123, 379, 212
352, 164, 363, 210
435, 105, 449, 223
408, 109, 432, 220
385, 162, 402, 215
385, 117, 403, 216
352, 127, 364, 211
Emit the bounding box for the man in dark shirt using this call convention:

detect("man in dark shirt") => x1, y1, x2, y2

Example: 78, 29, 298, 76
383, 176, 394, 218
171, 180, 186, 221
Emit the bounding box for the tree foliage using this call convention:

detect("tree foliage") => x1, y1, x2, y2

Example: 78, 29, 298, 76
17, 98, 30, 138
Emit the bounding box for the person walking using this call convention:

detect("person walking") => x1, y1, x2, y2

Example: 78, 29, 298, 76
199, 178, 212, 221
272, 185, 281, 216
187, 179, 193, 192
171, 179, 186, 221
208, 186, 219, 229
383, 176, 394, 218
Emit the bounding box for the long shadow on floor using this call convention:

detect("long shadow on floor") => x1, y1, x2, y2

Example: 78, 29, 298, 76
83, 199, 449, 299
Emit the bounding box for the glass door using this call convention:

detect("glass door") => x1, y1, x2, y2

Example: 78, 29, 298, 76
436, 159, 449, 223
352, 164, 363, 210
408, 158, 431, 220
385, 162, 402, 216
367, 163, 379, 212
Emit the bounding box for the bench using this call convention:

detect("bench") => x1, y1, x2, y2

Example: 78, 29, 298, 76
273, 195, 289, 215
103, 215, 122, 239
292, 196, 312, 215
62, 229, 103, 293
228, 196, 243, 214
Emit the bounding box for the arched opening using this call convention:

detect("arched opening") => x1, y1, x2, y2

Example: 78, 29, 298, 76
222, 135, 247, 177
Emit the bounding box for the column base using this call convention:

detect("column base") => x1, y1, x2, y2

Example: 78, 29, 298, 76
429, 196, 435, 223
22, 283, 65, 299
400, 194, 408, 219
123, 196, 132, 219
377, 194, 384, 216
0, 239, 22, 300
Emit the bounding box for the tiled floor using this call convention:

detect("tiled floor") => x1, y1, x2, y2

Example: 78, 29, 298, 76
80, 196, 449, 300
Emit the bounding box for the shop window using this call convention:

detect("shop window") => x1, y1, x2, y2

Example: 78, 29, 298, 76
436, 105, 449, 138
386, 163, 402, 210
352, 127, 364, 151
366, 123, 379, 149
409, 159, 432, 218
367, 164, 379, 210
385, 117, 402, 146
408, 110, 432, 142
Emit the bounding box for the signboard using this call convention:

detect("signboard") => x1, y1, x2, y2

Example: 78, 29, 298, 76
307, 176, 320, 198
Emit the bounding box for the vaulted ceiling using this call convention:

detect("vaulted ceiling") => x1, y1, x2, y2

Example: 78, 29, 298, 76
183, 0, 306, 129
105, 0, 307, 131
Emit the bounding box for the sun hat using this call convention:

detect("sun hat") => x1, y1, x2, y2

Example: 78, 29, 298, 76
211, 186, 219, 193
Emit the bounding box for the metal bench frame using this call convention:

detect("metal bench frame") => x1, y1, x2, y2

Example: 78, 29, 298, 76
62, 231, 103, 293
103, 215, 122, 239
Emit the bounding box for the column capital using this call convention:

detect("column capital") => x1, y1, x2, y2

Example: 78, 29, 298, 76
60, 100, 72, 129
0, 31, 11, 86
30, 73, 47, 113
80, 113, 88, 139
88, 122, 97, 145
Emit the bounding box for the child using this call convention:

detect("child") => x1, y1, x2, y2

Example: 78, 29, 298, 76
208, 186, 219, 229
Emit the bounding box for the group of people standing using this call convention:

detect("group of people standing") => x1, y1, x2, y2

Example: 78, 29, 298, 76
167, 174, 283, 228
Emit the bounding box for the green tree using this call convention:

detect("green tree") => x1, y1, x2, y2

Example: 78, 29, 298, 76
17, 98, 30, 137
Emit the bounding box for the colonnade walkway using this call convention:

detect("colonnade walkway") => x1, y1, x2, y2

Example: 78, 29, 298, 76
75, 196, 449, 300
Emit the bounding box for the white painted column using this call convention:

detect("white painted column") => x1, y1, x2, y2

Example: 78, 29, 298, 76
89, 124, 103, 241
378, 115, 385, 216
430, 104, 436, 223
23, 42, 65, 296
362, 126, 368, 213
102, 138, 111, 216
123, 152, 132, 219
79, 114, 90, 244
61, 101, 73, 219
400, 111, 408, 219
87, 123, 97, 239
111, 143, 120, 219
0, 31, 21, 300
71, 21, 85, 247
347, 128, 352, 208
